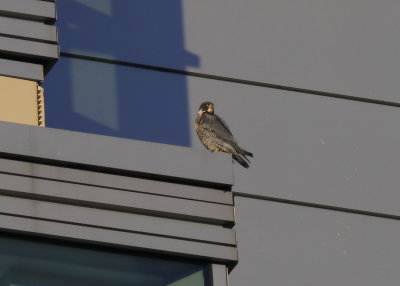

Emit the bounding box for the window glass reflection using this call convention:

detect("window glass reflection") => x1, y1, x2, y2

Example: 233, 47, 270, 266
0, 236, 208, 286
70, 54, 119, 130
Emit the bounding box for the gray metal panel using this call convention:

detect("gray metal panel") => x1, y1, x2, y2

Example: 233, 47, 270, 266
0, 195, 236, 246
183, 0, 400, 103
211, 264, 229, 286
187, 75, 400, 217
0, 58, 43, 81
231, 197, 400, 286
0, 158, 233, 205
0, 16, 57, 43
0, 35, 58, 61
107, 0, 400, 103
0, 213, 238, 264
0, 0, 56, 22
0, 173, 234, 225
0, 121, 233, 186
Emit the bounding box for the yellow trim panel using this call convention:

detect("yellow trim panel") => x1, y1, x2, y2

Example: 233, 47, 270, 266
0, 75, 44, 126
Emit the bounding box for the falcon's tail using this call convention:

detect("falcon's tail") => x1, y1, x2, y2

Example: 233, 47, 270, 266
232, 154, 250, 168
237, 147, 253, 164
242, 149, 253, 158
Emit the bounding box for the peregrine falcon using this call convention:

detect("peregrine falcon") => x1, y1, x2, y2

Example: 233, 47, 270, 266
195, 102, 253, 168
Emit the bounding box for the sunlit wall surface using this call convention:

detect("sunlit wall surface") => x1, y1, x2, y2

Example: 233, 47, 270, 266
0, 236, 209, 286
44, 0, 199, 146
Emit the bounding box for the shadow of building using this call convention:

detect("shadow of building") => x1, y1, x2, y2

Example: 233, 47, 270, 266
44, 0, 199, 147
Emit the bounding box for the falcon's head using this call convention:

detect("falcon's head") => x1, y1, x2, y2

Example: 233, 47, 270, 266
198, 102, 214, 115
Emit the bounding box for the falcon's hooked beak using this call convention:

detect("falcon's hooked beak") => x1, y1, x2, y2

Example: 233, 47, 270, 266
206, 103, 214, 113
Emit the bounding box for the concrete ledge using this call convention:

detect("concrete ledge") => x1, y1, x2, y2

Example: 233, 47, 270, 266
0, 16, 57, 43
0, 214, 238, 265
0, 35, 59, 62
0, 158, 233, 204
0, 121, 234, 187
0, 195, 236, 246
0, 0, 56, 23
0, 58, 43, 81
0, 173, 235, 225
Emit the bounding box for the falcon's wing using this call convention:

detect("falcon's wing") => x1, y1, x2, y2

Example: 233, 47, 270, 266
202, 113, 237, 145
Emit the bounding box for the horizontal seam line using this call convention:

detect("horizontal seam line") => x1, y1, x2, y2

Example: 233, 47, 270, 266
0, 211, 236, 247
0, 32, 57, 45
61, 52, 400, 108
234, 192, 400, 221
0, 11, 55, 22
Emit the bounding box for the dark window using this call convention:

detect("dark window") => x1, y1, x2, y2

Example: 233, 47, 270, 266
0, 235, 209, 286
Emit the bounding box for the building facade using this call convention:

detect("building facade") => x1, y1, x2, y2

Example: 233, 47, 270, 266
1, 1, 400, 285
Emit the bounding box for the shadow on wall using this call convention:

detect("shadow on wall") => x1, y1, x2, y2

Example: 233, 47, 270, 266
44, 0, 199, 147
